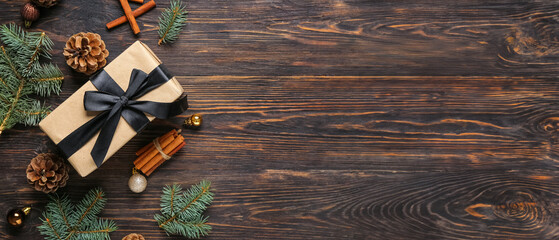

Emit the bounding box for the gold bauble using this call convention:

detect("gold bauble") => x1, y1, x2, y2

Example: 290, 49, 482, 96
7, 207, 31, 227
184, 114, 203, 129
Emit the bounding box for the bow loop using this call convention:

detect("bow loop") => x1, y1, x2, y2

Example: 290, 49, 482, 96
57, 65, 188, 167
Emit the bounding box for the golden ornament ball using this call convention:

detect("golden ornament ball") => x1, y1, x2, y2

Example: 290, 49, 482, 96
6, 207, 31, 228
184, 114, 203, 129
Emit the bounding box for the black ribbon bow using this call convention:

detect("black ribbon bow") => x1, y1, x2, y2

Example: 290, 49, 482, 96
57, 65, 188, 167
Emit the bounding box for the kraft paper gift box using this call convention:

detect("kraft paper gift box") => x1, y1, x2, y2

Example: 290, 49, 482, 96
39, 41, 185, 177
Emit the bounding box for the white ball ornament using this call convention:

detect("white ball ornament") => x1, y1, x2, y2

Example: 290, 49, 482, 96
128, 173, 147, 193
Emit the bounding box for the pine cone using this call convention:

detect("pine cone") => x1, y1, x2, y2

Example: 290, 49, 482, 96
63, 32, 109, 75
26, 153, 69, 194
122, 233, 145, 240
31, 0, 58, 8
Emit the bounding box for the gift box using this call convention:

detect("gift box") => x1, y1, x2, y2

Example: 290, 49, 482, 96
39, 41, 188, 177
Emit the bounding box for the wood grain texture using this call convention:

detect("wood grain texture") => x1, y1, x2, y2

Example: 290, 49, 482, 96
1, 0, 559, 239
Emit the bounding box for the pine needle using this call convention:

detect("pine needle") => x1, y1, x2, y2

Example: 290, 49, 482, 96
0, 23, 63, 134
155, 180, 214, 238
158, 0, 188, 45
37, 188, 118, 240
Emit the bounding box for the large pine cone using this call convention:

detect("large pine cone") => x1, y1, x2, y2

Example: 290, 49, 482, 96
122, 233, 145, 240
31, 0, 58, 8
26, 153, 69, 193
63, 32, 109, 75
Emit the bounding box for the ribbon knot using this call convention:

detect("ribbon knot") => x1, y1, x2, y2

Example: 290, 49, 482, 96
57, 65, 188, 167
119, 96, 129, 106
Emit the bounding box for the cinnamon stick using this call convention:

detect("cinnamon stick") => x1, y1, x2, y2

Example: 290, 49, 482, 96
134, 130, 178, 166
140, 135, 184, 173
134, 132, 177, 168
134, 130, 175, 164
145, 142, 185, 176
136, 144, 151, 157
107, 0, 156, 30
119, 0, 141, 34
135, 129, 175, 156
129, 0, 143, 3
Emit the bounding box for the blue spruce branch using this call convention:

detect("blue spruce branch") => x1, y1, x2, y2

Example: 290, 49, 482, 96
38, 188, 117, 240
155, 180, 214, 238
0, 23, 62, 134
158, 0, 188, 45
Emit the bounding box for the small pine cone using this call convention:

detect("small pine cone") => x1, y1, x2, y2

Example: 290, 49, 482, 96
26, 153, 69, 194
31, 0, 58, 8
63, 32, 109, 75
122, 233, 145, 240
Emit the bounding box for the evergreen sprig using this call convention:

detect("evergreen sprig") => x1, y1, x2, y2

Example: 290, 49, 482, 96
38, 188, 118, 240
157, 0, 188, 45
155, 180, 214, 238
0, 23, 63, 134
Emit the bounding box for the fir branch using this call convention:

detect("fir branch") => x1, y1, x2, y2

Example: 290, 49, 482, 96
25, 31, 54, 76
155, 180, 214, 238
31, 76, 65, 82
0, 24, 37, 71
0, 46, 25, 134
72, 188, 106, 227
43, 194, 73, 231
38, 188, 117, 240
0, 24, 27, 49
54, 195, 72, 229
20, 109, 50, 115
75, 229, 114, 234
15, 98, 50, 125
0, 76, 6, 88
157, 0, 188, 45
44, 218, 64, 240
0, 95, 8, 104
158, 183, 209, 227
170, 216, 211, 238
29, 63, 64, 96
170, 184, 176, 216
76, 218, 118, 240
0, 95, 50, 117
39, 194, 72, 240
0, 46, 24, 81
161, 183, 182, 217
0, 23, 62, 134
64, 230, 75, 240
27, 32, 45, 70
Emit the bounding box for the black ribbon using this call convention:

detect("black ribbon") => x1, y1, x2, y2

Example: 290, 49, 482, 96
57, 65, 188, 167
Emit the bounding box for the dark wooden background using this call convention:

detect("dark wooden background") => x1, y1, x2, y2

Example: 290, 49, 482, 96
1, 0, 559, 239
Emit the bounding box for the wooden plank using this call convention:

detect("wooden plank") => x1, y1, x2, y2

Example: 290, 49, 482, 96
1, 75, 559, 239
1, 0, 559, 239
2, 1, 559, 76
1, 168, 558, 239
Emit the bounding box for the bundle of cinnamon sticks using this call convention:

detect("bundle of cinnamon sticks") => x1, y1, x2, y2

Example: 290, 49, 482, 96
107, 0, 157, 34
134, 129, 185, 176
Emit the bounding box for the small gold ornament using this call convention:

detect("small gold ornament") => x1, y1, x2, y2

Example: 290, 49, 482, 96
7, 207, 31, 228
128, 168, 147, 193
184, 114, 203, 129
